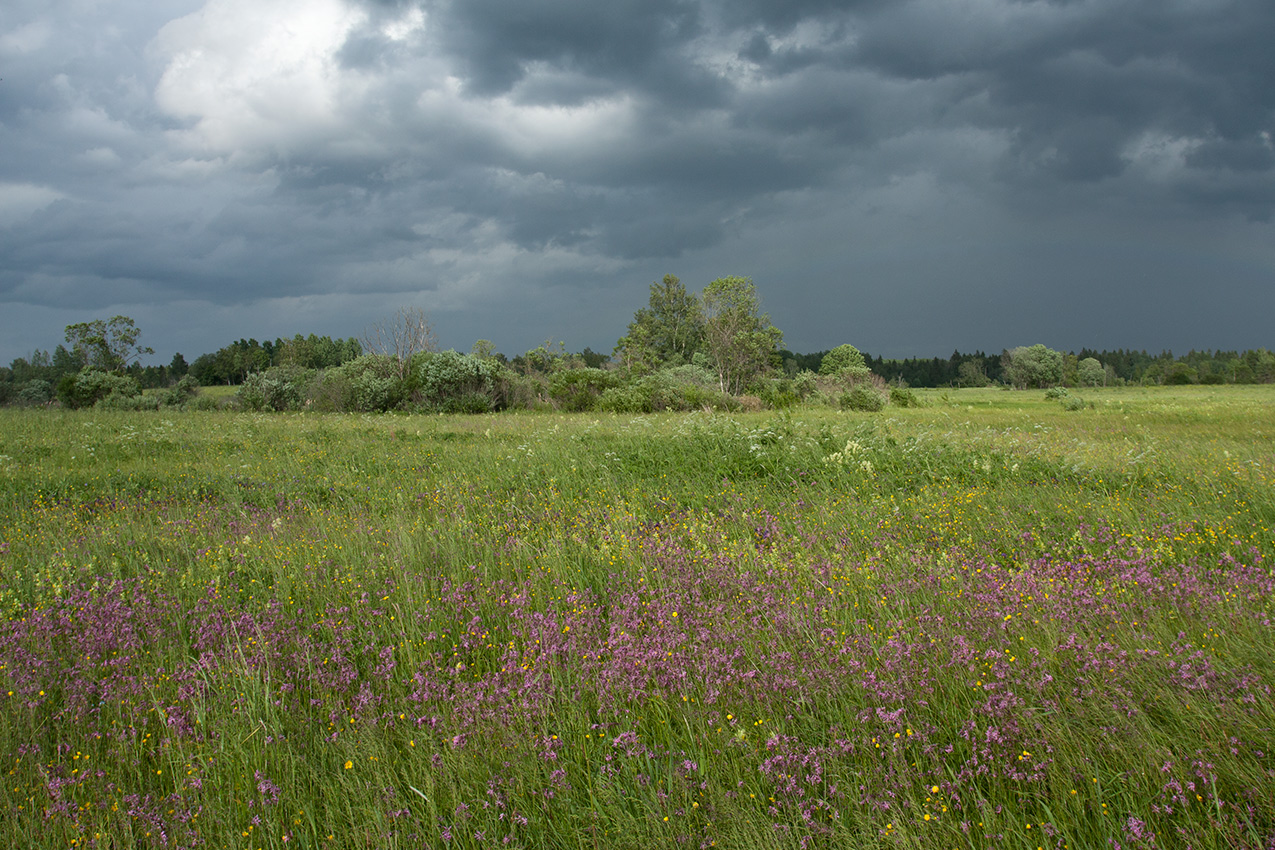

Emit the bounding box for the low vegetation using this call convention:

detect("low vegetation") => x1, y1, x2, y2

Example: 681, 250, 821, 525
2, 386, 1273, 848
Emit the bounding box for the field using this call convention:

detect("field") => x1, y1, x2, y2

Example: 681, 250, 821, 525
1, 386, 1273, 849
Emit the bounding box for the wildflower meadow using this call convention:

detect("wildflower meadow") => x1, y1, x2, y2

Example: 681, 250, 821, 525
1, 385, 1273, 849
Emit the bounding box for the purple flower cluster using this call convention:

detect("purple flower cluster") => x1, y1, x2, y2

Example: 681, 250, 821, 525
2, 499, 1273, 847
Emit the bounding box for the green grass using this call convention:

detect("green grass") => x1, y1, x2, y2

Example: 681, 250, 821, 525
1, 386, 1273, 848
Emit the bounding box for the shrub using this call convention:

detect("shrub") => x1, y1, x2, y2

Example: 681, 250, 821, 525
889, 386, 921, 408
1044, 386, 1069, 400
1061, 395, 1088, 411
338, 354, 402, 412
548, 368, 620, 412
411, 350, 498, 412
188, 394, 223, 411
57, 369, 140, 409
15, 380, 53, 406
98, 391, 161, 411
161, 375, 201, 408
237, 366, 313, 412
597, 384, 649, 413
1165, 362, 1198, 385
840, 385, 886, 412
304, 371, 352, 413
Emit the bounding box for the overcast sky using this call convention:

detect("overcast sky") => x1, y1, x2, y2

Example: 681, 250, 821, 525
2, 0, 1273, 365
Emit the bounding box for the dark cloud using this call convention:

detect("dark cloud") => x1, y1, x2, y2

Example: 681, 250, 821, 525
429, 0, 705, 97
2, 0, 1274, 364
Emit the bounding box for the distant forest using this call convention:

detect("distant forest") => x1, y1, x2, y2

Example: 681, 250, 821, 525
784, 347, 1275, 388
2, 276, 1273, 411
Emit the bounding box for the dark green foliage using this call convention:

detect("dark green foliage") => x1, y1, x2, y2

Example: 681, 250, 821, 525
14, 380, 52, 406
56, 369, 141, 409
160, 375, 201, 408
1165, 362, 1198, 385
840, 385, 886, 412
1002, 344, 1065, 389
595, 366, 734, 413
98, 391, 161, 411
757, 373, 818, 409
889, 386, 921, 407
549, 368, 621, 412
190, 335, 360, 386
614, 274, 705, 373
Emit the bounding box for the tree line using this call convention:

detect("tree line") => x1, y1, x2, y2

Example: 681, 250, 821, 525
2, 278, 1274, 411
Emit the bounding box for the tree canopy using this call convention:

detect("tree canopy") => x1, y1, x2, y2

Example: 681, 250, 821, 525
64, 316, 153, 372
701, 276, 783, 395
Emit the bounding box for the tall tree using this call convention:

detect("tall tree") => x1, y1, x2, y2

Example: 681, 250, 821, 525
700, 276, 783, 395
64, 316, 153, 372
615, 274, 705, 373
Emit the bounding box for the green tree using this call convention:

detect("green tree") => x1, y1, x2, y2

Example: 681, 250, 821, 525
1002, 344, 1064, 389
700, 276, 783, 395
64, 316, 153, 372
613, 319, 661, 375
1076, 357, 1104, 387
615, 274, 705, 373
819, 344, 869, 377
470, 340, 499, 361
956, 360, 990, 387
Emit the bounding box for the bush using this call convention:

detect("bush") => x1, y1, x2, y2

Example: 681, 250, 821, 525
57, 369, 140, 409
237, 366, 313, 412
188, 394, 223, 411
15, 380, 53, 406
1061, 395, 1088, 411
98, 391, 161, 411
549, 368, 620, 412
339, 354, 403, 412
1044, 386, 1069, 400
304, 371, 352, 413
161, 375, 201, 408
889, 386, 921, 408
1165, 363, 1198, 385
840, 385, 886, 412
410, 350, 498, 412
597, 384, 649, 413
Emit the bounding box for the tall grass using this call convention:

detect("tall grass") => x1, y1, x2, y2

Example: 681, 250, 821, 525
1, 387, 1273, 848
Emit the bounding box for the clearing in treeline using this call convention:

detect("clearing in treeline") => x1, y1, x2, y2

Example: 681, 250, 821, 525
1, 385, 1273, 848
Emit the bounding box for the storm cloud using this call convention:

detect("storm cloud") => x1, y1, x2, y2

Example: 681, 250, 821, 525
2, 0, 1273, 362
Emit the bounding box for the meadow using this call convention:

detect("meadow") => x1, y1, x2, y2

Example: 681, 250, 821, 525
1, 385, 1273, 849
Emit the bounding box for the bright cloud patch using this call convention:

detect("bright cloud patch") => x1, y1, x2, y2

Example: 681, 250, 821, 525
152, 0, 372, 155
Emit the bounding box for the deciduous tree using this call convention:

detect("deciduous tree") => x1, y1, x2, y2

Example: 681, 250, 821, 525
700, 276, 783, 395
615, 274, 704, 373
64, 316, 153, 372
1002, 344, 1064, 389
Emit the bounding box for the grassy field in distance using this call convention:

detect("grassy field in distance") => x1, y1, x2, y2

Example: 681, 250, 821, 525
1, 385, 1273, 848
